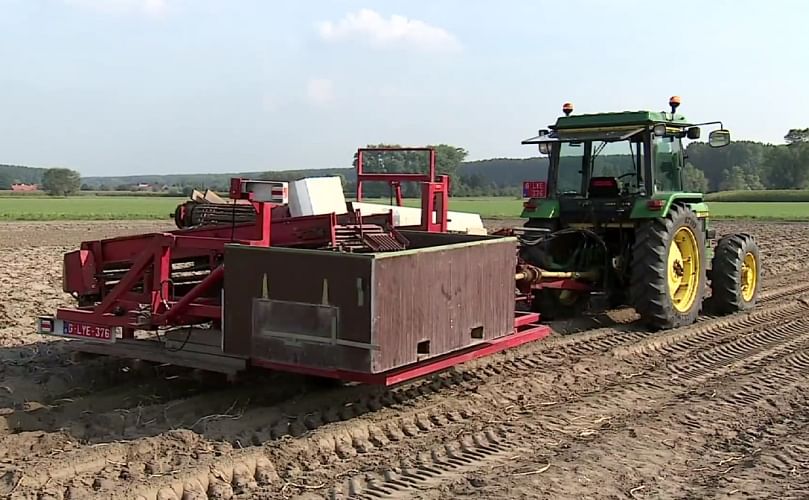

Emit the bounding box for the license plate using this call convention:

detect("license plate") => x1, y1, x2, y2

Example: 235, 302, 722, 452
62, 321, 114, 342
523, 181, 547, 198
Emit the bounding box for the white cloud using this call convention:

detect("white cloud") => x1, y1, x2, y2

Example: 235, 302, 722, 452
62, 0, 169, 17
306, 79, 335, 107
318, 9, 460, 53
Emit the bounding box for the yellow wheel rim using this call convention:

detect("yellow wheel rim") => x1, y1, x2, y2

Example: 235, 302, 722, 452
667, 226, 700, 313
741, 251, 757, 302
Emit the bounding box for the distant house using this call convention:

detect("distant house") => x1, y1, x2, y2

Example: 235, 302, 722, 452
11, 183, 38, 192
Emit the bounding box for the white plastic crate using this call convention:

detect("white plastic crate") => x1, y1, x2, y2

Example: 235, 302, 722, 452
350, 201, 486, 234
288, 177, 348, 217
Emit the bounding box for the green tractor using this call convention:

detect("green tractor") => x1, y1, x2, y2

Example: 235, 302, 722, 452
518, 97, 761, 330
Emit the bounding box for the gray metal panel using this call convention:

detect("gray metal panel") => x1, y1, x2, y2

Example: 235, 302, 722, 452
253, 299, 339, 342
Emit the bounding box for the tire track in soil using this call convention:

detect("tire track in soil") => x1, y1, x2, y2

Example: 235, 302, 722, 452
1, 247, 805, 498
8, 283, 803, 460
11, 227, 797, 442
331, 334, 809, 500
31, 292, 809, 500
11, 296, 808, 488
4, 267, 806, 448
683, 398, 809, 499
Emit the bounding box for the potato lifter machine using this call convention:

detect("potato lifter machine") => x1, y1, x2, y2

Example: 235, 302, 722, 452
37, 148, 557, 386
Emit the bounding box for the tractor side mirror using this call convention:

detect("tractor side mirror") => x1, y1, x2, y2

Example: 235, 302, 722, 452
708, 129, 731, 148
687, 127, 701, 140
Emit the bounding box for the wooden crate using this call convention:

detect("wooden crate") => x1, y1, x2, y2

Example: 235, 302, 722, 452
223, 231, 517, 374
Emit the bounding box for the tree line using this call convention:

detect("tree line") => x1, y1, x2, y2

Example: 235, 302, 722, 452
349, 131, 809, 197
3, 128, 808, 197
681, 128, 809, 192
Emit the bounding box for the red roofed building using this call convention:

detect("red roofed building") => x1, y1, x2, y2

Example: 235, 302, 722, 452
10, 183, 38, 192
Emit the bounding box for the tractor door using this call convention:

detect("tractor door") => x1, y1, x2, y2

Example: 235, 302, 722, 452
651, 135, 685, 193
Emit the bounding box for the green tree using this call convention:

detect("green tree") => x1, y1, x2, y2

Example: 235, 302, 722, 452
764, 143, 809, 189
430, 144, 468, 178
784, 128, 809, 144
41, 168, 81, 196
685, 140, 769, 191
352, 144, 468, 197
744, 171, 765, 190
719, 166, 750, 191
682, 163, 709, 192
0, 171, 12, 190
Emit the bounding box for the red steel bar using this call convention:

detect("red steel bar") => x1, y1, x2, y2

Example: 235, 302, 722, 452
157, 265, 224, 325
251, 315, 550, 387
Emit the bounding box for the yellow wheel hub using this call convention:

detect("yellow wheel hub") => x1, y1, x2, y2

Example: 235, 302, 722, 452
741, 251, 757, 302
667, 227, 700, 313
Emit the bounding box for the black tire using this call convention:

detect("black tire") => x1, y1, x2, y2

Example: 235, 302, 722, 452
709, 233, 761, 314
630, 204, 707, 330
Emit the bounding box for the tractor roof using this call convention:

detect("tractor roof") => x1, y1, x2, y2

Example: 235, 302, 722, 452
554, 110, 691, 129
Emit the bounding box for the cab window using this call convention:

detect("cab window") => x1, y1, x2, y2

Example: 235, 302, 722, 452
556, 142, 586, 195
653, 136, 683, 192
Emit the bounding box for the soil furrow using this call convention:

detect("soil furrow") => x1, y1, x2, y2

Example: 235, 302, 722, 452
320, 328, 809, 499
2, 220, 808, 500
67, 298, 809, 499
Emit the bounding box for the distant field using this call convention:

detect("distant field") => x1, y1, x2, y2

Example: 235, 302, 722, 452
0, 196, 184, 220
705, 189, 809, 202
0, 196, 807, 221
399, 197, 522, 218
708, 202, 809, 220
419, 198, 809, 220
0, 190, 183, 197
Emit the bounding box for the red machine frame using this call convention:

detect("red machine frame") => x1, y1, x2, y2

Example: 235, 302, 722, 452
355, 147, 449, 233
252, 311, 547, 385
42, 148, 551, 386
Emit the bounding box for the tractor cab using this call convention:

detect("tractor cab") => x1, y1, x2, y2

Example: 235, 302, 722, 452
515, 98, 757, 332
520, 98, 730, 229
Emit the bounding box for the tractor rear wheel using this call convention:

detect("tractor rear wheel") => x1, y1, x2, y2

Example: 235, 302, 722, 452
630, 204, 706, 330
709, 233, 761, 314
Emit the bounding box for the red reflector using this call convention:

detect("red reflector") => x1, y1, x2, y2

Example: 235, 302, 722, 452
647, 199, 665, 210
591, 179, 617, 188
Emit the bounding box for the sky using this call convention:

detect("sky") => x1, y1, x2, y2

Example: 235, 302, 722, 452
1, 0, 807, 176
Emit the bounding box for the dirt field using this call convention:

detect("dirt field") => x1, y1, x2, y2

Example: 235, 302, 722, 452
1, 219, 809, 500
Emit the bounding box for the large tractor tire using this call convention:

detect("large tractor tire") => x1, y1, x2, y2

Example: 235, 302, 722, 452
630, 204, 707, 330
709, 233, 761, 314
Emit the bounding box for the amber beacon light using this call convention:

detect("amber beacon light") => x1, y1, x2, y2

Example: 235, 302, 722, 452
562, 102, 574, 116
669, 95, 681, 114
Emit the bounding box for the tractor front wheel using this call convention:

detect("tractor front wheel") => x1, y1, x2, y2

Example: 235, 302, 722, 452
709, 233, 761, 314
630, 204, 707, 330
